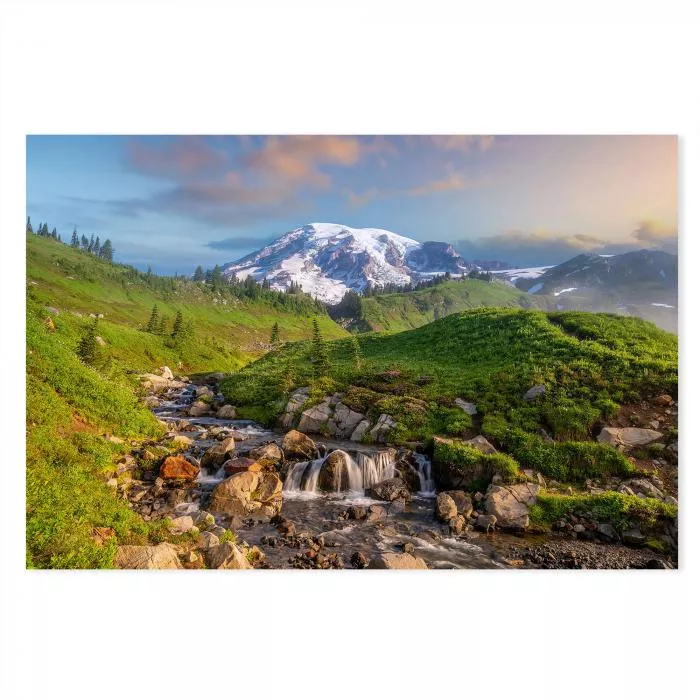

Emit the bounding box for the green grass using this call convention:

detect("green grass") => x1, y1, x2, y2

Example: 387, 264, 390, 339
529, 492, 677, 533
348, 278, 546, 332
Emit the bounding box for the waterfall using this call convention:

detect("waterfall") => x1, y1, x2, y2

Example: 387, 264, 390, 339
357, 450, 397, 487
411, 453, 435, 494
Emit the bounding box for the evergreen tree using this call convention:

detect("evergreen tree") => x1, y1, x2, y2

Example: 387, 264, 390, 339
180, 320, 194, 344
350, 334, 362, 370
71, 227, 79, 247
156, 315, 168, 336
77, 318, 99, 365
51, 227, 58, 240
81, 234, 89, 249
171, 310, 184, 338
146, 304, 159, 333
146, 265, 153, 277
193, 265, 205, 282
26, 216, 33, 234
99, 239, 114, 262
311, 318, 329, 377
94, 235, 101, 254
211, 264, 223, 288
270, 321, 280, 344
88, 234, 95, 253
205, 268, 213, 284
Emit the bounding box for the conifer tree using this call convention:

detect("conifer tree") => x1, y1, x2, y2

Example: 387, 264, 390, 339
193, 265, 205, 282
171, 310, 184, 338
146, 304, 159, 333
94, 235, 101, 254
26, 216, 33, 234
71, 227, 79, 247
51, 227, 58, 239
270, 321, 280, 344
311, 318, 329, 377
77, 317, 99, 365
81, 234, 89, 249
99, 239, 114, 262
88, 234, 95, 253
211, 264, 223, 288
157, 315, 168, 336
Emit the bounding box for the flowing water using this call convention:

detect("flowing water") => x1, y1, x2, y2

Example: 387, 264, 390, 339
152, 382, 516, 569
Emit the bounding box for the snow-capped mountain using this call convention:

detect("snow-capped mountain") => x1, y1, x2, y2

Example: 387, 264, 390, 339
222, 223, 473, 303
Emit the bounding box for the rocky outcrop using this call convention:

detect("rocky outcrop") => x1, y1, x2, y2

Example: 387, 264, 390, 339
368, 414, 397, 443
248, 442, 284, 468
158, 366, 174, 380
368, 478, 411, 502
282, 430, 317, 460
369, 552, 428, 569
206, 541, 252, 569
454, 399, 477, 415
350, 419, 371, 442
597, 427, 664, 449
223, 457, 263, 476
318, 450, 353, 492
328, 403, 365, 438
280, 387, 310, 429
435, 492, 458, 522
200, 437, 236, 470
114, 543, 182, 569
443, 490, 473, 518
216, 405, 237, 419
297, 402, 333, 434
485, 483, 540, 530
168, 515, 196, 535
159, 455, 199, 481
466, 435, 497, 455
208, 470, 283, 519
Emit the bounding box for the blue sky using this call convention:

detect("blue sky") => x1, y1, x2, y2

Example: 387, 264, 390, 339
26, 135, 677, 273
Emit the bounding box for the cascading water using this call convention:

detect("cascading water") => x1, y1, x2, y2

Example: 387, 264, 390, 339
411, 453, 435, 494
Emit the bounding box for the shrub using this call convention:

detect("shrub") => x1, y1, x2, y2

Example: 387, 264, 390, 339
542, 399, 600, 440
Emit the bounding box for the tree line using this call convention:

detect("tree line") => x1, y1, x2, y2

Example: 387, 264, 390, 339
27, 216, 114, 262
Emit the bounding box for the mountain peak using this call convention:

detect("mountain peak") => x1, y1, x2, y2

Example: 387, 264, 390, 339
222, 223, 472, 303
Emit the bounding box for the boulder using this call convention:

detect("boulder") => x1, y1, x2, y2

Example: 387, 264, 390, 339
653, 394, 673, 406
454, 399, 477, 415
432, 436, 497, 489
435, 492, 458, 522
523, 384, 546, 401
200, 437, 236, 470
95, 335, 106, 346
627, 478, 665, 500
216, 404, 237, 419
195, 385, 214, 398
485, 483, 540, 530
208, 470, 283, 519
622, 529, 646, 546
350, 552, 369, 569
368, 414, 397, 443
158, 366, 174, 380
318, 450, 353, 492
350, 419, 371, 442
248, 442, 284, 468
328, 403, 365, 438
114, 543, 182, 569
369, 552, 428, 570
282, 430, 317, 460
168, 515, 196, 534
280, 388, 310, 428
297, 402, 333, 434
140, 373, 172, 393
159, 455, 199, 481
142, 395, 161, 409
475, 514, 497, 532
466, 435, 498, 455
206, 541, 252, 570
443, 490, 473, 518
448, 515, 467, 534
597, 427, 664, 449
366, 504, 387, 523
223, 457, 263, 476
171, 435, 193, 449
368, 477, 411, 502
188, 401, 211, 417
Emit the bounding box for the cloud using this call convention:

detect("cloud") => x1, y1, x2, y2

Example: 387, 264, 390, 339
126, 137, 227, 180
426, 135, 495, 152
455, 222, 679, 266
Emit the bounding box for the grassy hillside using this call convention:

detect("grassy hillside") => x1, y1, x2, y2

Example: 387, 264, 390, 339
26, 234, 348, 567
222, 308, 677, 445
343, 279, 544, 332
27, 234, 347, 374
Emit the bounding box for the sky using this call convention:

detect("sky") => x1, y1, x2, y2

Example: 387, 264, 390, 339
26, 135, 677, 273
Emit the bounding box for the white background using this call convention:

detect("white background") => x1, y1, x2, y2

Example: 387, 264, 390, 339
0, 2, 697, 699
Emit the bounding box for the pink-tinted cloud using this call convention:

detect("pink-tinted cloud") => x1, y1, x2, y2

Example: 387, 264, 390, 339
126, 137, 227, 180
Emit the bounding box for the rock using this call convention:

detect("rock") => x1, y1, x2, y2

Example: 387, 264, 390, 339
142, 395, 161, 408
171, 435, 194, 449
597, 427, 664, 449
158, 366, 174, 380
216, 404, 237, 419
297, 402, 333, 434
45, 305, 60, 315
139, 373, 172, 393
351, 552, 369, 569
475, 514, 497, 532
448, 515, 467, 534
200, 437, 236, 470
627, 478, 665, 500
280, 388, 310, 429
366, 504, 387, 523
169, 515, 195, 534
282, 430, 317, 460
454, 398, 477, 415
346, 505, 367, 520
195, 385, 214, 398
435, 492, 458, 522
443, 490, 472, 517
368, 477, 411, 502
159, 455, 199, 480
597, 523, 616, 541
523, 384, 546, 401
248, 442, 284, 468
350, 419, 371, 442
369, 552, 428, 570
188, 400, 211, 417
114, 543, 182, 569
368, 414, 397, 443
485, 483, 540, 530
466, 434, 498, 455
318, 450, 354, 492
402, 542, 415, 554
328, 403, 365, 438
208, 470, 283, 519
223, 457, 263, 476
653, 394, 674, 406
91, 527, 116, 545
573, 523, 586, 534
622, 529, 646, 546
195, 511, 215, 529
649, 420, 660, 430
95, 335, 106, 346
206, 541, 252, 569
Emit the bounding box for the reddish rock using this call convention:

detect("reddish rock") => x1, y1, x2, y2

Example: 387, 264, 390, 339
159, 455, 199, 480
223, 457, 263, 476
653, 394, 674, 406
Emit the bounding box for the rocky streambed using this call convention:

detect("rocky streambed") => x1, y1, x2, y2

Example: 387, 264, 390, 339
112, 368, 677, 570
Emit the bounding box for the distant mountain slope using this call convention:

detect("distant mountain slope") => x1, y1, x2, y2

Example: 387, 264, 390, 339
331, 278, 546, 332
222, 223, 474, 303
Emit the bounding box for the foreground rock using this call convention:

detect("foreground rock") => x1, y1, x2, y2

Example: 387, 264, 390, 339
318, 450, 354, 492
368, 478, 411, 502
205, 541, 252, 570
248, 442, 284, 468
368, 414, 397, 443
485, 483, 540, 530
200, 437, 236, 470
597, 427, 664, 450
223, 457, 263, 476
115, 543, 182, 569
216, 404, 237, 419
159, 455, 199, 481
369, 552, 429, 569
208, 470, 283, 519
282, 430, 317, 460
